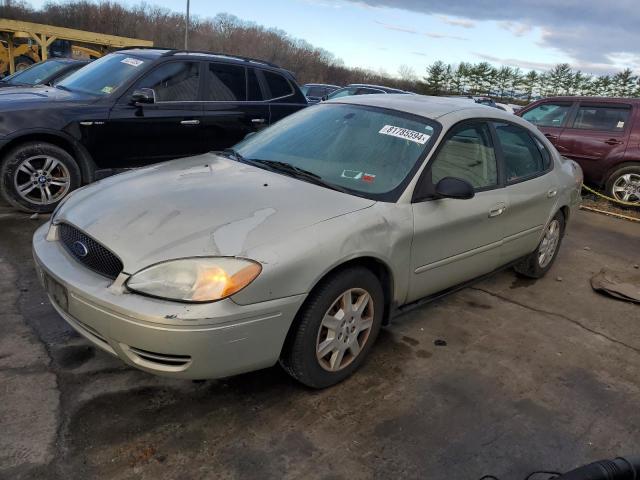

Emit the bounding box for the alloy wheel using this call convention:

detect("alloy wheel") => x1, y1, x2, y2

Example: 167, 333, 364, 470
611, 173, 640, 204
316, 288, 374, 372
13, 155, 71, 205
538, 219, 561, 268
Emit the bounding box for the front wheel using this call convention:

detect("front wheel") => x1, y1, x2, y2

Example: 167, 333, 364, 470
0, 142, 81, 213
514, 211, 565, 279
280, 267, 384, 388
605, 164, 640, 206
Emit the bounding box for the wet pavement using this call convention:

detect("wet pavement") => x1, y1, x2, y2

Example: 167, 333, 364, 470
1, 204, 639, 480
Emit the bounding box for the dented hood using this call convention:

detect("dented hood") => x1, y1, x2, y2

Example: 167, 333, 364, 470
57, 153, 375, 273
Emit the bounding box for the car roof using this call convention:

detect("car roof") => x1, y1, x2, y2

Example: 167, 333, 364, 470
115, 48, 295, 78
327, 94, 528, 126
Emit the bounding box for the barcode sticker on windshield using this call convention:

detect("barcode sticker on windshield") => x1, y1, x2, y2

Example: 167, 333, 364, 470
379, 125, 430, 144
121, 57, 143, 67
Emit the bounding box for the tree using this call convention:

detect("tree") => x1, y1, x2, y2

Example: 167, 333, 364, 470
398, 64, 417, 82
424, 61, 448, 95
612, 68, 637, 97
521, 70, 539, 101
546, 64, 573, 95
508, 67, 523, 98
495, 66, 512, 99
451, 62, 470, 95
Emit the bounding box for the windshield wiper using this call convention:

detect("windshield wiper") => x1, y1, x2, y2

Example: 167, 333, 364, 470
222, 150, 350, 194
250, 159, 351, 194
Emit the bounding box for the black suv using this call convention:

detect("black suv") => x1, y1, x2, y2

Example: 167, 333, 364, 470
0, 48, 308, 212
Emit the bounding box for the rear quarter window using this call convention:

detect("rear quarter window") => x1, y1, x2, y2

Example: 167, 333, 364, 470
263, 71, 293, 99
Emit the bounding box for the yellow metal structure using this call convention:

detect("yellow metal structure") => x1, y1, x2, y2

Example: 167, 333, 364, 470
0, 18, 153, 75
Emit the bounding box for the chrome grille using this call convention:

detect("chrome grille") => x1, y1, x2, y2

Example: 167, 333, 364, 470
58, 223, 123, 279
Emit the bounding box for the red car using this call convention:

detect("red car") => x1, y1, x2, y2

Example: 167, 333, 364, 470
518, 97, 640, 205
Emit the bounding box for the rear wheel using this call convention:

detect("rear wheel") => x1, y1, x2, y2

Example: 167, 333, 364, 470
514, 211, 565, 279
605, 164, 640, 206
280, 267, 384, 388
0, 142, 81, 213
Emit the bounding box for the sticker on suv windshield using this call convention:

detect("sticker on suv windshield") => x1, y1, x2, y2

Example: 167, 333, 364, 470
121, 57, 144, 67
379, 125, 430, 145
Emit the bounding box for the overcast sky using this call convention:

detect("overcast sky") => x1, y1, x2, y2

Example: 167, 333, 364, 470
29, 0, 639, 76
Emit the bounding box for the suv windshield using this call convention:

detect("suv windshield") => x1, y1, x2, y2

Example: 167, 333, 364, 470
5, 60, 66, 85
233, 104, 438, 200
57, 54, 148, 96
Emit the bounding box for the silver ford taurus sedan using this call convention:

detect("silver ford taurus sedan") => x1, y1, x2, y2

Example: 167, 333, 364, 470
33, 95, 582, 388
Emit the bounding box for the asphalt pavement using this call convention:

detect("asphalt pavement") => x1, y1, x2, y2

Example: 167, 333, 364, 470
1, 203, 639, 480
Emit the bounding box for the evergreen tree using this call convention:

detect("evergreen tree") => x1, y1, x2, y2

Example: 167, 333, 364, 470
424, 61, 448, 95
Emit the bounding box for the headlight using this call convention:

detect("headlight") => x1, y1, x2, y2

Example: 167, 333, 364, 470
126, 257, 262, 303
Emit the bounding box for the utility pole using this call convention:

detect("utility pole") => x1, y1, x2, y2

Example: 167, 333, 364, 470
184, 0, 190, 50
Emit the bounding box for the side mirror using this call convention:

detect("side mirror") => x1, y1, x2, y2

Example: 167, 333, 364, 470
131, 88, 155, 105
435, 177, 475, 200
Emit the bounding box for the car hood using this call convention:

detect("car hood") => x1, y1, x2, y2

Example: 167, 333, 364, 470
0, 85, 95, 105
58, 153, 376, 273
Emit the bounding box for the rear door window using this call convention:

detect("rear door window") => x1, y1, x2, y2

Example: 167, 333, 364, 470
204, 63, 246, 101
136, 61, 200, 102
431, 122, 497, 189
572, 105, 631, 131
521, 102, 572, 127
494, 123, 547, 182
263, 71, 293, 99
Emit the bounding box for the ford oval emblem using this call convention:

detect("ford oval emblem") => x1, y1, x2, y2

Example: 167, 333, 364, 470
72, 241, 89, 258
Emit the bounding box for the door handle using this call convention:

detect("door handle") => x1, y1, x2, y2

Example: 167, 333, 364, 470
180, 119, 200, 125
251, 118, 266, 124
544, 133, 558, 141
604, 138, 623, 145
488, 205, 506, 218
547, 189, 558, 198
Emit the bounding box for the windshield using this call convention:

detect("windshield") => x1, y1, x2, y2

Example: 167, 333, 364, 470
5, 60, 66, 85
233, 104, 438, 200
57, 54, 148, 96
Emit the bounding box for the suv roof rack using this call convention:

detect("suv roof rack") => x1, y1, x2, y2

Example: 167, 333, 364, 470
163, 50, 283, 70
115, 46, 170, 52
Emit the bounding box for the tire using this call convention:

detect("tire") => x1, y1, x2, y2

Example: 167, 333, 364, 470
514, 210, 565, 279
14, 55, 35, 72
280, 267, 384, 388
605, 164, 640, 206
0, 142, 81, 213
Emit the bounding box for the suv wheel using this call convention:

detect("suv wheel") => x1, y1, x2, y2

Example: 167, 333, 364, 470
280, 267, 384, 388
605, 164, 640, 206
0, 142, 81, 213
514, 211, 565, 279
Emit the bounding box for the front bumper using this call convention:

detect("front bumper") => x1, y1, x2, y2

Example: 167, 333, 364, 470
33, 223, 306, 379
